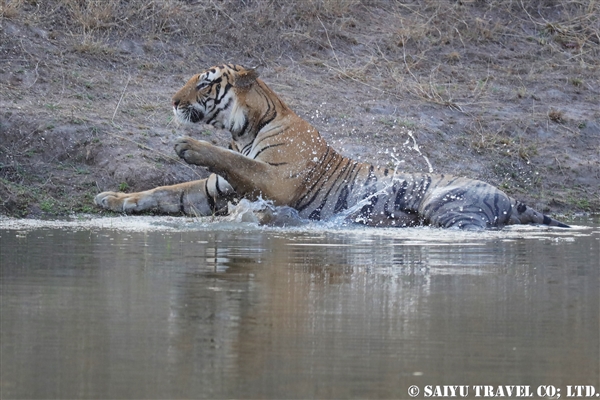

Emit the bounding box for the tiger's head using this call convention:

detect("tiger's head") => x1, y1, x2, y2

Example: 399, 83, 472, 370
172, 64, 259, 132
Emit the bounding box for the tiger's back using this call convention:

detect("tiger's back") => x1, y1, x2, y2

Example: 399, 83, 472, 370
289, 150, 530, 229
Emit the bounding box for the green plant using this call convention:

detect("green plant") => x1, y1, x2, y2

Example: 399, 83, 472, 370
40, 199, 54, 212
570, 78, 583, 87
45, 104, 60, 111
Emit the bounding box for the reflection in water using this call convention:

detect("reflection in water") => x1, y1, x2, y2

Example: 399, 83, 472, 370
0, 220, 598, 399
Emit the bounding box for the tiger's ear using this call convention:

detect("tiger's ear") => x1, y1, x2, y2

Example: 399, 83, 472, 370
234, 67, 259, 89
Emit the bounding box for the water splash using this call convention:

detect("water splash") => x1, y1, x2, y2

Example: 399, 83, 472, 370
329, 176, 403, 226
404, 129, 433, 173
226, 198, 305, 227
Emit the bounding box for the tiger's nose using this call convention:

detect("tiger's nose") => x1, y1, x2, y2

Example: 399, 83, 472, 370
172, 99, 180, 108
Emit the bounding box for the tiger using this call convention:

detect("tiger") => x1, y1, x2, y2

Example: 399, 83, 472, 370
95, 63, 569, 230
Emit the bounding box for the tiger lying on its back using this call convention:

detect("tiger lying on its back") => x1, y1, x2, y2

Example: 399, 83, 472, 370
95, 64, 569, 230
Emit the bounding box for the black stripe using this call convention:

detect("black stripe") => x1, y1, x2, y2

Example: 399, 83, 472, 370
205, 179, 216, 212
294, 170, 338, 211
254, 143, 286, 158
205, 97, 232, 125
309, 159, 352, 220
438, 214, 474, 228
383, 181, 399, 217
473, 183, 491, 210
294, 147, 333, 209
543, 215, 552, 225
364, 165, 377, 186
333, 185, 349, 213
256, 112, 277, 134
253, 127, 287, 148
436, 212, 457, 227
423, 188, 469, 216
319, 160, 359, 212
420, 175, 432, 194
295, 150, 343, 211
345, 162, 361, 193
407, 175, 431, 210
235, 117, 250, 137
505, 201, 513, 222
179, 191, 185, 214
491, 192, 506, 226
256, 90, 276, 133
308, 209, 321, 220
481, 194, 495, 225
259, 122, 283, 134
341, 161, 358, 185
214, 82, 231, 104
215, 176, 224, 197
315, 157, 352, 211
359, 195, 378, 219
394, 180, 409, 212
241, 142, 253, 156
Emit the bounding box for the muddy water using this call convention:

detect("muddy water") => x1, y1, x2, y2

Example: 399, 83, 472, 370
1, 218, 598, 399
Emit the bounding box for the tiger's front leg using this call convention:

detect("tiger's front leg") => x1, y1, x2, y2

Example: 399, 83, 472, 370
174, 137, 273, 199
94, 174, 234, 215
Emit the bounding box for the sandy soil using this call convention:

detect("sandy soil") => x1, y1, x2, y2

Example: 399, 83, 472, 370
1, 1, 599, 218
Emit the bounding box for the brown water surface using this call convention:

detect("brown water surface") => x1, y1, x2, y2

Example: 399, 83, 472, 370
1, 218, 598, 399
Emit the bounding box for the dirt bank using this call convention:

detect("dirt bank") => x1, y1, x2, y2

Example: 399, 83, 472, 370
1, 0, 599, 218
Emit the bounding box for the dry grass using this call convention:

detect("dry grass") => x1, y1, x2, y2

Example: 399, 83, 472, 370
548, 109, 565, 123
3, 0, 598, 120
4, 0, 598, 69
62, 0, 121, 30
2, 0, 599, 215
1, 0, 24, 19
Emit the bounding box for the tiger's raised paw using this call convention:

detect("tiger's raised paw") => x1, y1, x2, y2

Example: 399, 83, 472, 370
174, 137, 214, 166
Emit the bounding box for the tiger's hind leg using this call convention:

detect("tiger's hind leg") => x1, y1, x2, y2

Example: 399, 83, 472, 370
429, 211, 491, 230
95, 173, 234, 215
422, 186, 513, 230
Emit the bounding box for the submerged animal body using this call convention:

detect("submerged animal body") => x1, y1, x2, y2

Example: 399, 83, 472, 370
95, 64, 568, 230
